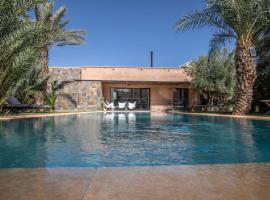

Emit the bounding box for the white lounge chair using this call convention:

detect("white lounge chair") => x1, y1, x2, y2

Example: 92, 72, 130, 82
128, 102, 136, 110
118, 102, 127, 110
103, 101, 116, 111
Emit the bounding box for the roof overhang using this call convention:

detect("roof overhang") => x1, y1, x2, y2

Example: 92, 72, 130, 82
80, 67, 192, 82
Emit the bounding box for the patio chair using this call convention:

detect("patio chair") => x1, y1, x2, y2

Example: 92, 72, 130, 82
3, 97, 50, 114
103, 101, 116, 111
118, 102, 127, 110
128, 102, 136, 110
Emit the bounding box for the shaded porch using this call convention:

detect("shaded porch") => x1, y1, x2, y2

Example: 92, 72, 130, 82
102, 81, 198, 111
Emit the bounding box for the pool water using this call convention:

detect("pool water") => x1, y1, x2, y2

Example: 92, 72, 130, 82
0, 113, 270, 168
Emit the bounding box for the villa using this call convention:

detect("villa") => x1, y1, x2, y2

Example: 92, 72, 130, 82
2, 0, 270, 199
49, 66, 199, 111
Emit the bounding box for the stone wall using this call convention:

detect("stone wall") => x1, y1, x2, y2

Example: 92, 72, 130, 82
49, 68, 81, 80
49, 68, 102, 111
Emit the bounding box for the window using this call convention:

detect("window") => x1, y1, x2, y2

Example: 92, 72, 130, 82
173, 88, 189, 106
111, 88, 150, 110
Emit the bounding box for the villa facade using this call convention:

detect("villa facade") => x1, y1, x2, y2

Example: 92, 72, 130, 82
49, 66, 199, 111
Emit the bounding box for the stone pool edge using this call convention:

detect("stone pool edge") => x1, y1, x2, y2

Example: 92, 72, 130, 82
169, 110, 270, 121
0, 110, 151, 121
0, 162, 269, 170
0, 110, 269, 121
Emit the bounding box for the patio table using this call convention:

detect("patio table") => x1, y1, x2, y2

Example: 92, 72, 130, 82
260, 100, 270, 113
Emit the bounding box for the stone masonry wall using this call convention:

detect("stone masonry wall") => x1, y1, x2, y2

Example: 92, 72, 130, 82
49, 68, 102, 111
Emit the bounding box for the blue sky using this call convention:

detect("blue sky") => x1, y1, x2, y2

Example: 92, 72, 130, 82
50, 0, 214, 67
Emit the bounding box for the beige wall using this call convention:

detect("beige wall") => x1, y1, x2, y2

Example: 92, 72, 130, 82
103, 82, 198, 112
81, 67, 192, 82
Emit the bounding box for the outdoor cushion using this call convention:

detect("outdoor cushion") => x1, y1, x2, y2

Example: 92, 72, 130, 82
6, 97, 21, 105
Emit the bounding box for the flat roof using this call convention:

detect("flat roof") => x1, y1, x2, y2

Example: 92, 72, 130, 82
80, 66, 183, 69
50, 66, 188, 69
50, 66, 192, 82
80, 66, 191, 82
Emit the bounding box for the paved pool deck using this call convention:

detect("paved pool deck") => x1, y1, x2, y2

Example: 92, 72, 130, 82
0, 164, 270, 200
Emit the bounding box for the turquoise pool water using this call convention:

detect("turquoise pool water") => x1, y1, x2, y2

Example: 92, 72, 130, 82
0, 113, 270, 168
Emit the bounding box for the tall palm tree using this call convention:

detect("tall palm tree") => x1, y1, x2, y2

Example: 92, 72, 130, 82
34, 1, 86, 74
176, 0, 270, 115
0, 0, 51, 107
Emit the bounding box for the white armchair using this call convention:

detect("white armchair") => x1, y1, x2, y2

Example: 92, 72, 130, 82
103, 101, 116, 111
118, 102, 127, 110
128, 102, 136, 110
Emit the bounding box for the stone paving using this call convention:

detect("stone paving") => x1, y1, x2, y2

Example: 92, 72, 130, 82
0, 164, 270, 200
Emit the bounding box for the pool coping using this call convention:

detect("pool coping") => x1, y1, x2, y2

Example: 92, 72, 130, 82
0, 110, 151, 121
169, 111, 270, 121
0, 162, 269, 170
0, 110, 270, 121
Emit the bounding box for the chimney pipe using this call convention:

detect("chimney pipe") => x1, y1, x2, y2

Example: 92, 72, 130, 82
150, 51, 154, 68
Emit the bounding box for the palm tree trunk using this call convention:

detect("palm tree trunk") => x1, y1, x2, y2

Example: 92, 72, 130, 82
40, 47, 49, 95
40, 47, 49, 74
34, 47, 49, 105
233, 40, 257, 115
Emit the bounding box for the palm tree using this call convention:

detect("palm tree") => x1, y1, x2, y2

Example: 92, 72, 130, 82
34, 1, 85, 74
16, 65, 50, 104
44, 80, 74, 112
0, 0, 51, 108
176, 0, 270, 115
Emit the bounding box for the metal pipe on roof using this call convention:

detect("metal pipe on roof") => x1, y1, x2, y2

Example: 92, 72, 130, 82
150, 51, 154, 68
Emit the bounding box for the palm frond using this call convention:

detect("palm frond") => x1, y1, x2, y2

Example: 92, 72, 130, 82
53, 30, 86, 46
176, 5, 230, 31
176, 0, 270, 44
0, 0, 52, 106
51, 6, 66, 27
209, 30, 235, 54
34, 2, 86, 48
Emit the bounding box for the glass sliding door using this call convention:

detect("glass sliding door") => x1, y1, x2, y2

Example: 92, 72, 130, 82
111, 89, 131, 102
173, 88, 189, 107
111, 88, 150, 110
140, 89, 150, 110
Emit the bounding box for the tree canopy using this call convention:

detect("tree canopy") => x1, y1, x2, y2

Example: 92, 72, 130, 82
0, 0, 85, 109
0, 0, 50, 106
188, 49, 235, 106
176, 0, 270, 115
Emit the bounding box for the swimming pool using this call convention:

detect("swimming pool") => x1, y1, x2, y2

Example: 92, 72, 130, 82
0, 112, 270, 168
